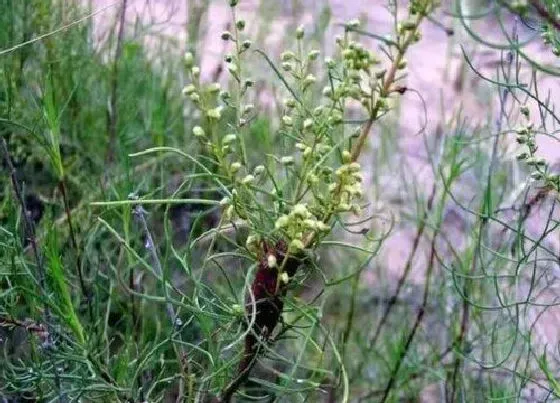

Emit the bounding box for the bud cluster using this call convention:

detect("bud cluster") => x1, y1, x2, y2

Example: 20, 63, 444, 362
515, 106, 560, 188
328, 152, 363, 214
274, 204, 330, 251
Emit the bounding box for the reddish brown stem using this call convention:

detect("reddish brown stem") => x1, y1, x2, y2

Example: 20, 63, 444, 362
219, 240, 302, 402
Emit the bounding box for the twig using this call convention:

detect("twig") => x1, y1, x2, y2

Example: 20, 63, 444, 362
361, 182, 437, 366
0, 2, 117, 57
379, 231, 438, 403
58, 180, 91, 316
133, 205, 177, 324
0, 316, 47, 335
529, 0, 560, 31
133, 204, 189, 396
105, 0, 128, 166
349, 9, 426, 163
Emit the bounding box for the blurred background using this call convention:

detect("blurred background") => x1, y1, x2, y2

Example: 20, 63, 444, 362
1, 0, 560, 401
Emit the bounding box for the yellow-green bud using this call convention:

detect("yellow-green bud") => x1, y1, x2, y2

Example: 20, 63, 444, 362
243, 104, 254, 115
275, 215, 289, 229
296, 25, 304, 39
207, 107, 223, 119
192, 126, 205, 137
267, 254, 277, 268
184, 51, 194, 68
308, 50, 320, 60
241, 174, 255, 184
303, 74, 316, 86
290, 239, 304, 251
223, 134, 237, 144
182, 84, 196, 96
282, 62, 293, 71
284, 98, 296, 108
281, 51, 295, 61
281, 156, 294, 166
292, 204, 307, 217
279, 272, 290, 284
230, 162, 242, 173
208, 82, 221, 93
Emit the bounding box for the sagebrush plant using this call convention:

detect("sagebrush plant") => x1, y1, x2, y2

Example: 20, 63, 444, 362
3, 0, 560, 401
168, 0, 438, 400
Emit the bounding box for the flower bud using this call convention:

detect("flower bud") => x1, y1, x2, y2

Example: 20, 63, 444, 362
308, 50, 320, 60
313, 106, 324, 116
191, 66, 200, 78
303, 74, 316, 87
267, 254, 277, 268
281, 156, 294, 165
284, 98, 296, 108
254, 165, 265, 175
275, 215, 289, 229
182, 84, 196, 96
303, 118, 313, 130
342, 150, 351, 163
227, 63, 238, 75
530, 171, 543, 180
243, 104, 254, 115
279, 272, 290, 284
281, 51, 295, 61
208, 82, 221, 93
221, 31, 233, 40
325, 58, 336, 69
290, 239, 304, 251
223, 134, 237, 144
184, 51, 194, 68
295, 25, 304, 39
192, 126, 205, 138
236, 20, 245, 30
241, 174, 255, 184
346, 19, 360, 30
282, 62, 293, 71
242, 40, 252, 50
207, 107, 223, 119
282, 115, 293, 126
223, 205, 234, 221
230, 162, 242, 173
